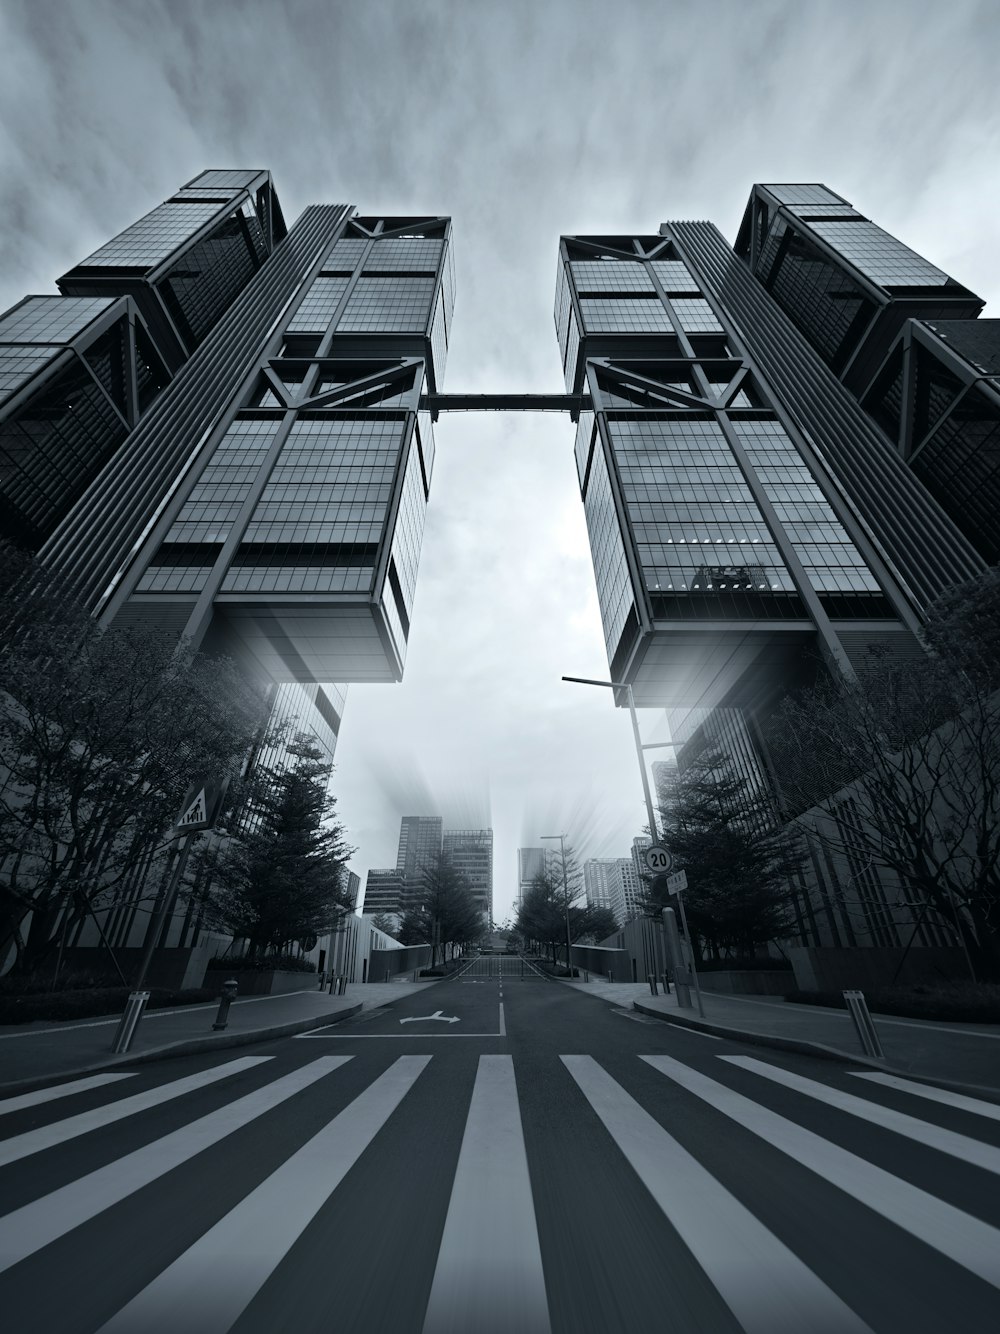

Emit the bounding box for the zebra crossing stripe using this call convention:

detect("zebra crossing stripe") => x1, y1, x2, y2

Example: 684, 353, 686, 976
563, 1056, 873, 1334
0, 1057, 351, 1275
721, 1056, 1000, 1176
642, 1054, 1000, 1291
849, 1071, 1000, 1122
422, 1056, 550, 1334
0, 1056, 271, 1168
0, 1072, 135, 1117
95, 1056, 431, 1334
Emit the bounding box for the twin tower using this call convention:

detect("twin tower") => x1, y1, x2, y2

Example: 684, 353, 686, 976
1, 171, 995, 770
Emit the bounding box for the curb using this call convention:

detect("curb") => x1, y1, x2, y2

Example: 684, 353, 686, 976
0, 1002, 364, 1098
632, 1000, 1000, 1102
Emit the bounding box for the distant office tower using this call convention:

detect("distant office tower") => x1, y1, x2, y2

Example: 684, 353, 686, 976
616, 856, 644, 923
516, 847, 546, 910
583, 858, 626, 924
10, 170, 453, 694
630, 835, 652, 886
343, 870, 361, 912
362, 868, 405, 921
396, 816, 444, 879
443, 829, 494, 923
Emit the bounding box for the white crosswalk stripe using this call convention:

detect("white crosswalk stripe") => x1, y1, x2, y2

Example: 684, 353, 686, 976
0, 1056, 351, 1275
849, 1070, 1000, 1122
95, 1055, 431, 1334
642, 1053, 1000, 1291
3, 1049, 1000, 1333
0, 1072, 135, 1116
423, 1056, 550, 1334
562, 1055, 874, 1334
0, 1056, 270, 1167
721, 1056, 1000, 1176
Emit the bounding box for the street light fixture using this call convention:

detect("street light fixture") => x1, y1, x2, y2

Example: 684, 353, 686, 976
540, 833, 573, 973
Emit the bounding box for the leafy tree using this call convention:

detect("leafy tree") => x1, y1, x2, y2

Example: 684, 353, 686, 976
638, 751, 804, 961
770, 569, 1000, 978
199, 737, 354, 954
515, 869, 614, 965
400, 852, 483, 965
0, 541, 267, 974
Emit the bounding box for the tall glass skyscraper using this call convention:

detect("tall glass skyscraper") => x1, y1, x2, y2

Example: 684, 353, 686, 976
555, 187, 987, 725
3, 171, 455, 694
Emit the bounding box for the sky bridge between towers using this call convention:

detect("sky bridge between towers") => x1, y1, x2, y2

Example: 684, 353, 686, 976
420, 392, 591, 420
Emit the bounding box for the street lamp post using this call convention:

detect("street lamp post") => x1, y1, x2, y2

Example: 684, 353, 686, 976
562, 674, 706, 1017
540, 834, 573, 973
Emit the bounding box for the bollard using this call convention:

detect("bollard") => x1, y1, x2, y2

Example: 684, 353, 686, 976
843, 990, 884, 1058
339, 974, 348, 995
328, 971, 336, 995
412, 968, 419, 983
110, 991, 150, 1054
607, 970, 613, 984
648, 973, 659, 996
385, 969, 392, 982
661, 972, 672, 995
212, 978, 238, 1031
582, 969, 590, 983
318, 971, 326, 991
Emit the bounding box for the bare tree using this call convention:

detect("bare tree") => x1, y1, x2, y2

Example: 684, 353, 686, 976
770, 570, 1000, 978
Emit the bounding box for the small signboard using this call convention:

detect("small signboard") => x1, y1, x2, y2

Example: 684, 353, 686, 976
666, 869, 688, 896
642, 844, 673, 875
174, 777, 228, 834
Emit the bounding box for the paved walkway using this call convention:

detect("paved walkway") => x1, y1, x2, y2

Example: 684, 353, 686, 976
0, 979, 437, 1093
559, 976, 1000, 1095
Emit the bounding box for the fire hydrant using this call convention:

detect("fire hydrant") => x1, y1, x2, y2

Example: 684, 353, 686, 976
213, 977, 238, 1030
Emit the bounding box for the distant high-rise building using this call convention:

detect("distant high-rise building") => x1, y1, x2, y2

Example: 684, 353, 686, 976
516, 846, 546, 911
361, 868, 405, 921
443, 828, 494, 924
396, 816, 444, 880
616, 856, 644, 922
583, 858, 626, 924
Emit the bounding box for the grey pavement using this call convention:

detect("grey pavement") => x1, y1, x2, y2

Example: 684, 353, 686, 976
558, 975, 1000, 1095
0, 978, 437, 1092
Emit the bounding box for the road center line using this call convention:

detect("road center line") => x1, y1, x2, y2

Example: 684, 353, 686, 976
499, 1003, 506, 1036
422, 1056, 550, 1333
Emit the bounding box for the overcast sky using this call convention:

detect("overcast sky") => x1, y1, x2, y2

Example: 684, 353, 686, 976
2, 0, 998, 922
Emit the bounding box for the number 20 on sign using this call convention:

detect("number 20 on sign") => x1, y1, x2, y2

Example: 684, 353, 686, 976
643, 845, 672, 874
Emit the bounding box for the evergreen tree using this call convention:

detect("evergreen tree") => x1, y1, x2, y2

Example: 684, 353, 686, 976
400, 852, 483, 965
202, 737, 354, 954
639, 751, 803, 961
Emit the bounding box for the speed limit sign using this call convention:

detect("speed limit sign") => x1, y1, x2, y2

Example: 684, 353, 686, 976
642, 844, 673, 875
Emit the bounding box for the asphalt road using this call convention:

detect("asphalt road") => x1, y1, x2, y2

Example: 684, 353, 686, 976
1, 957, 999, 1334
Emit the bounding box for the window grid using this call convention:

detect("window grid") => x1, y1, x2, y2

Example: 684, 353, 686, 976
79, 202, 222, 268
579, 297, 673, 333
809, 220, 950, 288
571, 261, 655, 292
287, 277, 350, 332
336, 277, 436, 332
0, 297, 113, 344
584, 438, 636, 659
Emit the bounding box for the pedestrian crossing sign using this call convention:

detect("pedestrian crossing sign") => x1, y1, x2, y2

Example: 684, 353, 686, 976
173, 777, 227, 833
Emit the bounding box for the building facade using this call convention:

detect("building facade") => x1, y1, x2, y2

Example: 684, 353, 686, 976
443, 828, 494, 925
583, 858, 626, 925
557, 184, 993, 954
515, 846, 546, 912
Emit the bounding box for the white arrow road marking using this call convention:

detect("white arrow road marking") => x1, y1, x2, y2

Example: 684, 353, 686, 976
400, 1010, 460, 1025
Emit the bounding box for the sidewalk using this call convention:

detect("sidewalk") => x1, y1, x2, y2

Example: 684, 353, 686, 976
559, 977, 1000, 1097
0, 979, 437, 1095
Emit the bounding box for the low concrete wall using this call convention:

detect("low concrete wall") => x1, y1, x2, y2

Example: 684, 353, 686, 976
570, 944, 633, 983
788, 946, 970, 993
369, 945, 432, 980
205, 969, 316, 997
698, 970, 795, 997
59, 945, 212, 991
